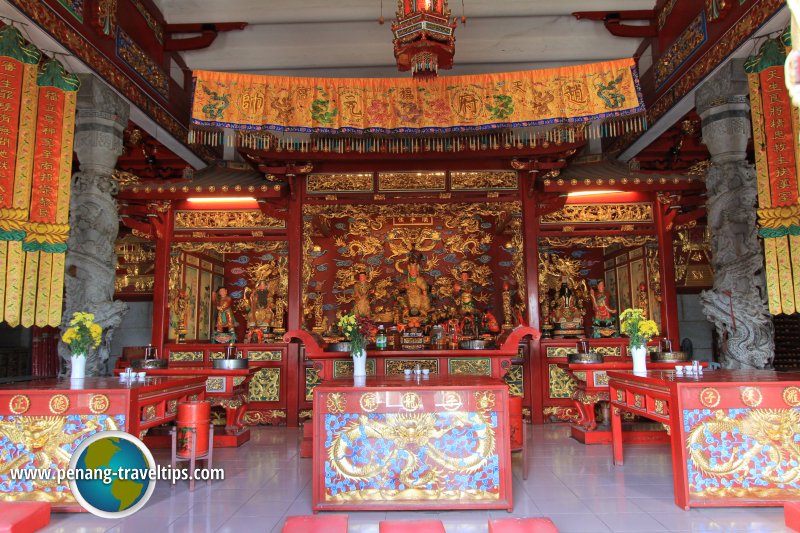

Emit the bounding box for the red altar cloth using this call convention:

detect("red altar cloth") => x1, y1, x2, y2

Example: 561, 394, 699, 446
608, 369, 800, 509
312, 375, 512, 512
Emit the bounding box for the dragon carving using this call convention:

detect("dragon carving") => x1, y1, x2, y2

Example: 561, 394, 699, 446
687, 409, 800, 485
327, 411, 496, 489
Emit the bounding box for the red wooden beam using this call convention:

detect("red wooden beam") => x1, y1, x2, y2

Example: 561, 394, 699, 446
164, 22, 247, 52
572, 10, 657, 38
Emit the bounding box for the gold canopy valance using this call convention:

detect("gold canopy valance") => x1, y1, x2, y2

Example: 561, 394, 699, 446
190, 58, 645, 137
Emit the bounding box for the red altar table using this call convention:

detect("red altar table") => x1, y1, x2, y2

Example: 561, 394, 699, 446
559, 362, 707, 444
0, 376, 206, 510
608, 369, 800, 509
312, 375, 513, 512
288, 327, 538, 381
114, 367, 257, 447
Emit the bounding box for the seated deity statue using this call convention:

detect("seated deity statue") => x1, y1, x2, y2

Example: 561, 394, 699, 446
552, 279, 585, 337
401, 255, 430, 320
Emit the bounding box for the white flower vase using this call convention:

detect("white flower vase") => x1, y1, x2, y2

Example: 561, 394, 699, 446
70, 354, 86, 380
352, 348, 367, 378
631, 345, 647, 374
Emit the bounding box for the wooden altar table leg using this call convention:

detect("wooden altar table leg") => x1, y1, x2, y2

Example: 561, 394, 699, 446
611, 406, 624, 466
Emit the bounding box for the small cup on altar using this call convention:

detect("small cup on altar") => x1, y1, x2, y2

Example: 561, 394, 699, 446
414, 364, 422, 376
124, 368, 133, 379
137, 372, 146, 380
404, 368, 412, 377
675, 365, 683, 376
683, 365, 693, 374
422, 368, 429, 377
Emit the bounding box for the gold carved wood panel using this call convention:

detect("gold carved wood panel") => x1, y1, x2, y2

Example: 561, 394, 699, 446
206, 378, 225, 393
249, 350, 283, 361
249, 368, 281, 403
169, 351, 203, 362
174, 210, 285, 230
307, 173, 373, 193
540, 203, 653, 224
504, 364, 524, 397
333, 359, 377, 378
384, 359, 439, 375
546, 347, 577, 358
448, 358, 491, 376
450, 171, 518, 190
378, 171, 446, 191
549, 364, 577, 399
545, 346, 621, 358
306, 368, 321, 401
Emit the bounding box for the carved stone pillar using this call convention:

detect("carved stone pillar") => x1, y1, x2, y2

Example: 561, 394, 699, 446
696, 60, 775, 369
59, 75, 129, 376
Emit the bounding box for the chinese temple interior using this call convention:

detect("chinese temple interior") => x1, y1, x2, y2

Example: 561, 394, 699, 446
1, 0, 800, 532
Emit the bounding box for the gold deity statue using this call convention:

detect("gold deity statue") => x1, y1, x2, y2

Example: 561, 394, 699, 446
401, 252, 430, 320
247, 279, 275, 328
353, 270, 372, 318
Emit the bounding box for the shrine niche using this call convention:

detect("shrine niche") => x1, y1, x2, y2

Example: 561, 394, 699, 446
302, 202, 525, 332
167, 241, 288, 343
673, 225, 712, 289
538, 237, 661, 339
537, 198, 662, 340
114, 234, 155, 298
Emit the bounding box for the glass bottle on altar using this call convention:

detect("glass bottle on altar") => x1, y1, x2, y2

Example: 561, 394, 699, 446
376, 325, 387, 349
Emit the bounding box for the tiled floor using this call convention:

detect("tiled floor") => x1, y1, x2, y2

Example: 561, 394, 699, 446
41, 424, 790, 533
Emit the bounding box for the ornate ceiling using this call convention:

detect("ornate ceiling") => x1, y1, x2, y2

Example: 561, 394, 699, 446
153, 0, 654, 77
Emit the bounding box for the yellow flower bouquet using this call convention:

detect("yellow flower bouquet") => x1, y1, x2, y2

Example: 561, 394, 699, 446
619, 308, 659, 348
337, 312, 374, 355
62, 312, 102, 356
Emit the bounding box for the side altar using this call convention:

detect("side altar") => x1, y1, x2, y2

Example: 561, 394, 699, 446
0, 377, 206, 510
114, 367, 257, 447
609, 370, 800, 509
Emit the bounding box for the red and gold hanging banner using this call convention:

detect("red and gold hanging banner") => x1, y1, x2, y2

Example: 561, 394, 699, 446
0, 56, 24, 209
0, 25, 78, 328
746, 32, 800, 316
759, 67, 799, 207
0, 25, 41, 327
29, 86, 65, 225
191, 58, 645, 136
17, 59, 78, 328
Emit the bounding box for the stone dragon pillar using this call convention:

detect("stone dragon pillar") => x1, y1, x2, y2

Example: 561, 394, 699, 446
59, 75, 129, 375
696, 60, 775, 369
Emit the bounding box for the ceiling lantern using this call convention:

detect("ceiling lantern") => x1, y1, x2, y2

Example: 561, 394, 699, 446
392, 0, 456, 80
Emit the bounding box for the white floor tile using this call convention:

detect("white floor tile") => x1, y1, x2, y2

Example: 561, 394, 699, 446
42, 425, 794, 533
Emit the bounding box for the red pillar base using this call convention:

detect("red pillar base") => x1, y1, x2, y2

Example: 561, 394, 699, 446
299, 422, 313, 458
